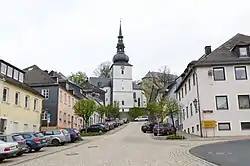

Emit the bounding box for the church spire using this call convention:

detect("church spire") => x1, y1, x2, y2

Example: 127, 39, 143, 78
116, 20, 125, 53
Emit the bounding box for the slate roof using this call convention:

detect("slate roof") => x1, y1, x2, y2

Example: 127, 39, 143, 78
175, 33, 250, 92
143, 71, 163, 78
23, 65, 58, 86
89, 77, 111, 88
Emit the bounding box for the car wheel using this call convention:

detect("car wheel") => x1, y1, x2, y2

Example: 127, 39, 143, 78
16, 152, 23, 157
60, 142, 65, 145
52, 139, 60, 146
26, 144, 32, 153
142, 130, 146, 133
154, 133, 157, 136
0, 158, 5, 162
34, 148, 41, 152
99, 130, 103, 133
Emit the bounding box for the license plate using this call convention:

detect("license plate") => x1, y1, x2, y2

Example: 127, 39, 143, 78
42, 140, 46, 143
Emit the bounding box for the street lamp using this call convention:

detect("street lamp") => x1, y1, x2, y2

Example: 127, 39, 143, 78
193, 98, 203, 137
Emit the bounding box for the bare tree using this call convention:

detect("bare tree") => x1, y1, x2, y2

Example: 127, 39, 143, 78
94, 61, 111, 78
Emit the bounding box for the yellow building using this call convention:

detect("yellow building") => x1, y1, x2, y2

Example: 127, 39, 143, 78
0, 60, 44, 134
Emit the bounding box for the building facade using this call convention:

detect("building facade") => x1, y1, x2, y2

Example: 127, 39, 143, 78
175, 33, 250, 137
0, 60, 43, 134
23, 65, 84, 130
89, 23, 147, 113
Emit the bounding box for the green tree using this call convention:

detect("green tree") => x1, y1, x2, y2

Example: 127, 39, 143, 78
96, 105, 107, 122
129, 107, 147, 120
68, 71, 87, 85
73, 99, 96, 133
93, 61, 111, 78
147, 102, 165, 122
164, 97, 181, 136
106, 101, 120, 119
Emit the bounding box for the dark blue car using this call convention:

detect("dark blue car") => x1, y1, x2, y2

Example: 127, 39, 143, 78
65, 129, 80, 142
14, 132, 47, 152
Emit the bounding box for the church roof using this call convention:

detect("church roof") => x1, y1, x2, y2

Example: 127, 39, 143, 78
89, 77, 111, 88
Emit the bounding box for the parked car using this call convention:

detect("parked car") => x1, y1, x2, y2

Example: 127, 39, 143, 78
87, 124, 107, 133
41, 129, 71, 146
64, 128, 80, 142
14, 132, 47, 152
0, 134, 27, 156
153, 123, 174, 136
0, 140, 19, 162
135, 116, 148, 121
141, 122, 158, 133
97, 122, 110, 131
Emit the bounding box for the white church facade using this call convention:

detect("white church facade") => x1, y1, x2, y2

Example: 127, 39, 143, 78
90, 23, 147, 112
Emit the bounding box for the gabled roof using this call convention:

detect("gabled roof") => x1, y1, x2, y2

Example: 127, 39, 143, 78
175, 33, 250, 93
89, 77, 111, 88
143, 71, 163, 79
23, 65, 58, 86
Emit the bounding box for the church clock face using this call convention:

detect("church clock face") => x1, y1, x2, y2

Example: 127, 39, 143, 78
121, 66, 125, 70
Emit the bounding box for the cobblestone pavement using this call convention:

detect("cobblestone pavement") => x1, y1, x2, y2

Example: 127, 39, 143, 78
10, 122, 222, 166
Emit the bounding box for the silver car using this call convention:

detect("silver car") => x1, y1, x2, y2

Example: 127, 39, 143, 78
41, 129, 71, 146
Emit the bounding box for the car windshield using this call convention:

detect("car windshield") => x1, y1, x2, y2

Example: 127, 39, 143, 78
34, 133, 44, 138
12, 135, 24, 141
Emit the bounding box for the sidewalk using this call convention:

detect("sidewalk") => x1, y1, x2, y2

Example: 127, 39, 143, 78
178, 132, 250, 141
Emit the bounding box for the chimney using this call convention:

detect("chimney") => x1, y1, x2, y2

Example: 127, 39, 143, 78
205, 46, 212, 55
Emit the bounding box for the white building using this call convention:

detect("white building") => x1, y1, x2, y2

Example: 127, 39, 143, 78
175, 33, 250, 137
90, 23, 147, 112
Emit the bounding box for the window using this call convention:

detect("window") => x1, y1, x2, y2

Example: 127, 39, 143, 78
182, 109, 185, 120
178, 92, 181, 101
60, 90, 62, 102
193, 73, 196, 86
122, 108, 124, 112
241, 122, 250, 130
68, 96, 71, 107
121, 70, 124, 74
181, 88, 184, 98
41, 111, 47, 120
1, 63, 7, 74
122, 86, 124, 90
190, 103, 193, 116
64, 93, 67, 104
13, 69, 18, 80
218, 123, 231, 131
133, 92, 136, 99
192, 126, 194, 133
196, 124, 199, 131
213, 67, 225, 81
187, 128, 190, 134
19, 72, 24, 82
7, 66, 13, 77
25, 95, 30, 108
238, 95, 250, 109
122, 100, 124, 105
184, 84, 187, 94
138, 98, 141, 107
188, 79, 191, 91
2, 88, 9, 102
186, 106, 189, 118
235, 66, 247, 80
15, 92, 20, 105
41, 89, 49, 99
34, 98, 38, 110
72, 98, 74, 107
215, 96, 229, 110
239, 47, 248, 56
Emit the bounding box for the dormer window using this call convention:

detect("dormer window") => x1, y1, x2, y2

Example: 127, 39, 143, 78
239, 47, 248, 56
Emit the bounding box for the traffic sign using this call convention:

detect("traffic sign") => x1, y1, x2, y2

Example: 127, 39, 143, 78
202, 120, 216, 128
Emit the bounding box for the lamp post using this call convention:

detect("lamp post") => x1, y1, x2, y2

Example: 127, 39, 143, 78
193, 98, 203, 137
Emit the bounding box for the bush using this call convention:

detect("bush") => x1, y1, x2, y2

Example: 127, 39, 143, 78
167, 134, 185, 140
80, 132, 104, 137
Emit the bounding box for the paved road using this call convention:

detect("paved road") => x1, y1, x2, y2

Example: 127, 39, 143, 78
190, 139, 250, 166
11, 122, 218, 166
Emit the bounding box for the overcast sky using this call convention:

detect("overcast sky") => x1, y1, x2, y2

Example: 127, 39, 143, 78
0, 0, 249, 80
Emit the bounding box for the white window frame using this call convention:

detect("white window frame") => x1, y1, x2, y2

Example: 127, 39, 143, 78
218, 122, 231, 131
25, 95, 30, 109
1, 63, 7, 74
68, 96, 71, 107
7, 66, 13, 77
41, 111, 47, 120
64, 93, 67, 104
13, 69, 19, 80
19, 72, 24, 83
2, 87, 9, 102
239, 47, 248, 56
15, 92, 20, 106
41, 89, 49, 99
60, 90, 62, 102
34, 98, 38, 111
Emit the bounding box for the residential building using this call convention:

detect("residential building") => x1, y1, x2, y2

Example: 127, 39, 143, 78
175, 33, 250, 137
89, 22, 147, 116
23, 65, 84, 130
0, 60, 43, 134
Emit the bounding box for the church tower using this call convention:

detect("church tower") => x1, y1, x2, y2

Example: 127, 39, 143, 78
111, 21, 133, 112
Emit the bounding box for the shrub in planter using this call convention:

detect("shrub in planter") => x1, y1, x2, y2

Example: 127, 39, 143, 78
167, 134, 185, 140
80, 132, 104, 137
